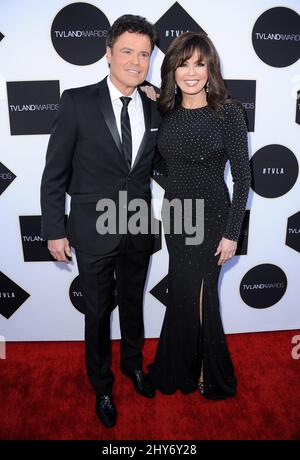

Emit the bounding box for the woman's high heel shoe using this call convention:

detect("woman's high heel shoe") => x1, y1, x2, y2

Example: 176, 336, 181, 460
198, 381, 204, 395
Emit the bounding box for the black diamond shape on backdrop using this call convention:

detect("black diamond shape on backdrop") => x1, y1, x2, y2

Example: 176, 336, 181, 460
0, 32, 4, 42
225, 80, 256, 132
0, 272, 30, 319
0, 162, 16, 196
296, 90, 300, 125
286, 211, 300, 253
150, 275, 168, 308
155, 2, 206, 53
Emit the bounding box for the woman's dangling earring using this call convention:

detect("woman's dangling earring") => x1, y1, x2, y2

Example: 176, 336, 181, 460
205, 81, 210, 93
174, 84, 177, 95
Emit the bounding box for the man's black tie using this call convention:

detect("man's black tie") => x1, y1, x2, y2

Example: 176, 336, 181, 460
120, 96, 132, 169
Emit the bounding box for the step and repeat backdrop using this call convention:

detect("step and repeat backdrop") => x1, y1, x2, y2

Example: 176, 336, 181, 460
0, 0, 299, 341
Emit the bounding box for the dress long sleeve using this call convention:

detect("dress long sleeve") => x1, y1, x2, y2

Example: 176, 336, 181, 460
221, 103, 251, 241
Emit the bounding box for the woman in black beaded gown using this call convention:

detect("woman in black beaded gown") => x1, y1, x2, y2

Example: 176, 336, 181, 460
148, 32, 251, 399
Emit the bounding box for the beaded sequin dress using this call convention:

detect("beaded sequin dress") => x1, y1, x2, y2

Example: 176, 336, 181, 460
148, 102, 251, 399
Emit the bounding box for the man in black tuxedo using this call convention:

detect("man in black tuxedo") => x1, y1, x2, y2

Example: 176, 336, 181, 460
40, 15, 163, 428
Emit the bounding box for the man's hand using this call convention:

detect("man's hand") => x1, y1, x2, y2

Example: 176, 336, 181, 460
214, 237, 237, 266
48, 238, 72, 263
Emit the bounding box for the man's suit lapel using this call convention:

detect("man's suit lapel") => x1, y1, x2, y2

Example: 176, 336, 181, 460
95, 78, 153, 172
131, 88, 151, 171
96, 78, 123, 156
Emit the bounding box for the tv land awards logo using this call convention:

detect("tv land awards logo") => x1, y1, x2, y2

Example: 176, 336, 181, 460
286, 211, 300, 253
0, 272, 30, 319
240, 264, 287, 309
250, 144, 299, 198
69, 275, 118, 314
155, 2, 205, 53
69, 276, 86, 314
0, 162, 16, 196
225, 80, 256, 132
252, 7, 300, 67
51, 2, 110, 65
19, 215, 70, 262
6, 81, 60, 135
19, 216, 57, 262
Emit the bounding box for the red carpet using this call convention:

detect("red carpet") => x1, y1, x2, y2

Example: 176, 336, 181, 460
0, 331, 299, 440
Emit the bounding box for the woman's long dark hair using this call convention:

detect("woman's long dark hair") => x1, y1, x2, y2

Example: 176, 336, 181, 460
158, 32, 231, 114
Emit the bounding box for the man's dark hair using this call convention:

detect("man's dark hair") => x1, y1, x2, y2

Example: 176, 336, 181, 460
106, 14, 157, 51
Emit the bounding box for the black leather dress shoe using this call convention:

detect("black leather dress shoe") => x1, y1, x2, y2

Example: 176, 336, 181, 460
96, 394, 117, 428
121, 368, 155, 398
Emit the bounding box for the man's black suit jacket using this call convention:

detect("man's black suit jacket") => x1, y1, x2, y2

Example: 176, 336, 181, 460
40, 77, 163, 255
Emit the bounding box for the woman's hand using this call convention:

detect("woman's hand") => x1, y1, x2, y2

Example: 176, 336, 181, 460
140, 85, 160, 101
214, 237, 237, 266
